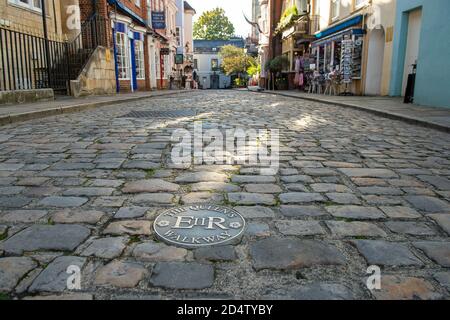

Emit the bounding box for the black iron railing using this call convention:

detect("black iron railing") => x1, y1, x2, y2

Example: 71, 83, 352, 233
0, 15, 108, 94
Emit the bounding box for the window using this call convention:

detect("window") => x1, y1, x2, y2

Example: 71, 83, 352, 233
135, 40, 145, 80
194, 59, 198, 70
211, 59, 218, 71
175, 27, 181, 47
135, 0, 140, 7
331, 0, 340, 21
115, 32, 130, 79
9, 0, 42, 11
355, 0, 367, 9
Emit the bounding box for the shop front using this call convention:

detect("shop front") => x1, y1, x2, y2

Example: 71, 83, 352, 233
311, 15, 365, 95
112, 16, 147, 93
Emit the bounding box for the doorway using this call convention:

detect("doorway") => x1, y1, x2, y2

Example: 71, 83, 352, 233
365, 28, 385, 95
402, 8, 422, 96
210, 74, 219, 89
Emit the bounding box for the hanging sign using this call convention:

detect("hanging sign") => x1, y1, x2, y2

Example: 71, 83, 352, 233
152, 11, 166, 29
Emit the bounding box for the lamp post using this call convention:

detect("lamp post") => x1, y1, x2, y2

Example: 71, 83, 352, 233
41, 0, 52, 87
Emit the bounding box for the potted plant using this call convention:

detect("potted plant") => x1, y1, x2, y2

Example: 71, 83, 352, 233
266, 55, 289, 90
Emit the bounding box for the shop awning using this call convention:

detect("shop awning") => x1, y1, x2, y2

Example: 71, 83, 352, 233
312, 28, 364, 47
314, 15, 363, 39
108, 0, 147, 26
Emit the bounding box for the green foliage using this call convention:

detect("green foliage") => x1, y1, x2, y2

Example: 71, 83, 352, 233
193, 8, 235, 40
266, 55, 290, 73
276, 5, 299, 31
234, 78, 246, 87
247, 61, 261, 77
219, 45, 257, 76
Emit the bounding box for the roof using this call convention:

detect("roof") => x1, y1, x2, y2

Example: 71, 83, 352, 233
184, 1, 196, 14
193, 38, 245, 53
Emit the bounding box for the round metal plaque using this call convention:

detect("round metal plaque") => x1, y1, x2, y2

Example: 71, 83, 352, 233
153, 205, 246, 248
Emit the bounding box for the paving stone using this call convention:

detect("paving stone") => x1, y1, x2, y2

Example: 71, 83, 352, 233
0, 210, 48, 223
175, 172, 228, 183
290, 161, 324, 168
326, 206, 385, 220
0, 163, 24, 171
351, 178, 388, 186
363, 195, 404, 206
181, 192, 223, 204
280, 175, 313, 183
351, 240, 423, 266
228, 193, 275, 205
326, 193, 361, 205
434, 272, 450, 292
379, 206, 422, 219
39, 196, 88, 208
284, 183, 308, 192
0, 186, 25, 195
245, 222, 270, 237
88, 179, 124, 188
93, 196, 126, 207
0, 257, 37, 292
194, 245, 237, 261
413, 242, 450, 267
63, 187, 115, 196
114, 207, 149, 219
150, 262, 214, 289
311, 183, 352, 193
429, 214, 450, 235
29, 256, 86, 293
280, 168, 299, 175
326, 221, 387, 237
339, 168, 397, 178
275, 220, 325, 236
244, 184, 282, 193
122, 179, 180, 193
103, 220, 152, 236
417, 175, 450, 191
233, 206, 275, 219
405, 196, 450, 213
23, 186, 62, 197
231, 175, 276, 184
0, 224, 90, 254
279, 193, 325, 204
95, 260, 148, 288
358, 187, 404, 196
132, 193, 178, 205
0, 196, 32, 208
190, 182, 239, 192
249, 238, 345, 270
51, 209, 105, 224
132, 241, 188, 262
80, 237, 127, 259
385, 222, 437, 236
372, 276, 442, 300
16, 177, 50, 186
121, 161, 160, 170
280, 205, 327, 217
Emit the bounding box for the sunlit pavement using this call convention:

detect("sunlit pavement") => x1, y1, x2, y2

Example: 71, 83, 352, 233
0, 90, 449, 300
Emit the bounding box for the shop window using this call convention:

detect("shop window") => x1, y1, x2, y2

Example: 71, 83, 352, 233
194, 59, 198, 70
135, 40, 145, 80
115, 32, 130, 80
9, 0, 42, 12
331, 0, 340, 21
175, 27, 181, 47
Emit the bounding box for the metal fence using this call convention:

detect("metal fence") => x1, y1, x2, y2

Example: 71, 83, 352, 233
0, 15, 108, 94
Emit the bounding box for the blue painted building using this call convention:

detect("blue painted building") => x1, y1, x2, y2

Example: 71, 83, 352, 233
390, 0, 450, 108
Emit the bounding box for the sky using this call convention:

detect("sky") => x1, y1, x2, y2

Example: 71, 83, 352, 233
187, 0, 253, 37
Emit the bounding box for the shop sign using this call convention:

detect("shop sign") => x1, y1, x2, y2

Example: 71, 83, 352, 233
160, 48, 170, 55
175, 54, 184, 64
341, 39, 354, 84
152, 11, 166, 29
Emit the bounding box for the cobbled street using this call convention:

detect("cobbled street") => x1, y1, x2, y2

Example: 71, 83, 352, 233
0, 90, 449, 300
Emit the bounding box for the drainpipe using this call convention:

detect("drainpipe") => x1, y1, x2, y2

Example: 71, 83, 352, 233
41, 0, 52, 88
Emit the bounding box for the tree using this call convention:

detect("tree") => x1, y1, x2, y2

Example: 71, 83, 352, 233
219, 45, 257, 77
193, 8, 235, 40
